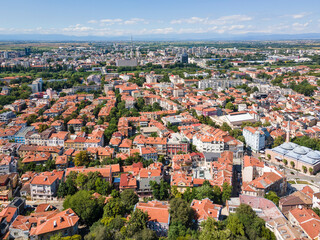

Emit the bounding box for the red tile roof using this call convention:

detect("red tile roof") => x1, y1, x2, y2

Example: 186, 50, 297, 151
136, 200, 170, 224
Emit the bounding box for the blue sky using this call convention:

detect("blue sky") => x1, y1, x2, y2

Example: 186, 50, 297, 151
1, 0, 320, 37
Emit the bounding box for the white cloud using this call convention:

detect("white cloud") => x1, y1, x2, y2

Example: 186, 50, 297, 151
100, 18, 123, 25
171, 17, 207, 24
170, 15, 252, 25
88, 20, 97, 24
281, 12, 311, 19
293, 22, 310, 27
292, 12, 308, 19
124, 18, 148, 25
292, 21, 312, 31
218, 15, 252, 22
62, 24, 95, 35
87, 18, 149, 26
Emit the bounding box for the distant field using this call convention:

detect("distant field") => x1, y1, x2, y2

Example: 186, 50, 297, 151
0, 41, 90, 51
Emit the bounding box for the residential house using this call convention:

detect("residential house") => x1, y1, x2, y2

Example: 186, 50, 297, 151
48, 132, 69, 147
137, 162, 162, 196
29, 209, 79, 240
0, 155, 17, 174
67, 119, 83, 132
171, 173, 193, 193
242, 156, 264, 183
242, 168, 287, 197
288, 207, 320, 240
135, 200, 170, 236
279, 186, 314, 215
243, 126, 266, 152
119, 173, 137, 191
191, 198, 222, 223
25, 127, 55, 146
30, 172, 59, 200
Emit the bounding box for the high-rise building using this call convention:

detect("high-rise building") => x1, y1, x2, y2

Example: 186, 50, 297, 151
29, 78, 43, 93
181, 53, 188, 63
25, 48, 31, 56
243, 126, 266, 152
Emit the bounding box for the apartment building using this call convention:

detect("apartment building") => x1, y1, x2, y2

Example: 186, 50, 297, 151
243, 126, 266, 152
30, 173, 59, 200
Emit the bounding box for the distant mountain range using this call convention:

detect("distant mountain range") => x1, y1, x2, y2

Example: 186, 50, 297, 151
1, 33, 320, 41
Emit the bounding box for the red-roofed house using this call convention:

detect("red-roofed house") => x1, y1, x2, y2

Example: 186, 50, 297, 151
29, 208, 79, 240
67, 119, 83, 132
242, 156, 264, 182
135, 200, 170, 236
242, 170, 286, 197
191, 198, 222, 223
288, 207, 320, 240
30, 172, 59, 200
120, 173, 137, 191
171, 173, 193, 193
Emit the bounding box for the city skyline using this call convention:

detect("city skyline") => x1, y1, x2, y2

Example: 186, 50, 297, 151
1, 0, 320, 40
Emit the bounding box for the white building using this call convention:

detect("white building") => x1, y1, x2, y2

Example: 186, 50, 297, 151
30, 174, 59, 200
47, 132, 69, 147
313, 192, 320, 209
192, 133, 224, 153
243, 126, 265, 152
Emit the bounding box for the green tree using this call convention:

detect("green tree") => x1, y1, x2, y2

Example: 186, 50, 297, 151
182, 187, 195, 203
26, 114, 37, 125
167, 222, 193, 240
222, 182, 232, 203
313, 207, 320, 217
84, 224, 112, 240
69, 126, 75, 134
38, 124, 50, 133
290, 161, 295, 168
199, 217, 231, 240
152, 102, 162, 111
283, 159, 288, 165
221, 122, 232, 132
126, 209, 149, 237
57, 177, 77, 198
302, 165, 307, 173
150, 180, 170, 200
195, 184, 215, 201
235, 204, 276, 240
150, 132, 158, 138
74, 151, 92, 166
133, 228, 158, 240
75, 173, 88, 189
95, 177, 112, 195
103, 197, 125, 218
169, 198, 193, 227
63, 190, 103, 226
264, 191, 280, 206
225, 102, 235, 111
273, 136, 284, 148
120, 189, 139, 213
309, 167, 314, 175
226, 214, 245, 237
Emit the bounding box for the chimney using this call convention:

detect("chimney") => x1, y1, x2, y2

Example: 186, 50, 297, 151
53, 220, 57, 227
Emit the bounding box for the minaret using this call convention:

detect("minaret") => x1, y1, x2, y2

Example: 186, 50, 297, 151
286, 120, 290, 142
130, 35, 134, 59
